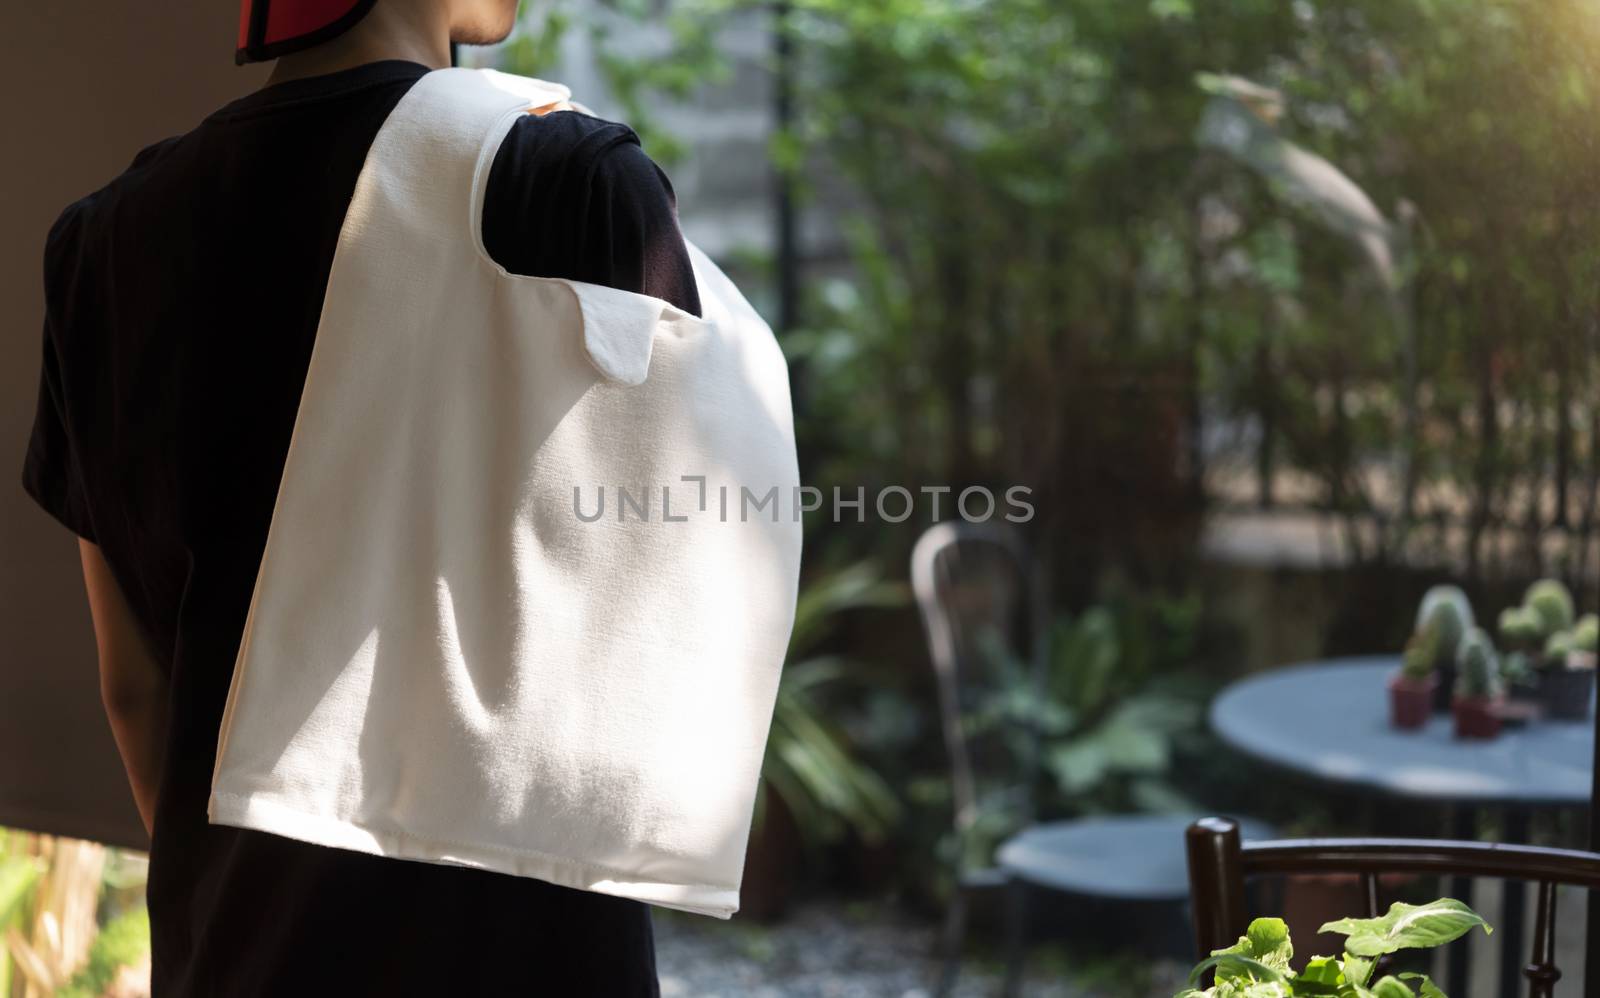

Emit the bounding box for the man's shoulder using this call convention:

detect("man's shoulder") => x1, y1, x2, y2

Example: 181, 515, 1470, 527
501, 107, 643, 169
46, 134, 186, 269
483, 106, 696, 312
491, 107, 680, 218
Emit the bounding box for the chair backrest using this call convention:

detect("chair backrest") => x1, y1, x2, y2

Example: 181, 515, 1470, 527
911, 522, 1043, 851
1186, 816, 1600, 997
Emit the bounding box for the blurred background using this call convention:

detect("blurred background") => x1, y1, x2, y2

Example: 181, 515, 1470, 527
3, 0, 1598, 995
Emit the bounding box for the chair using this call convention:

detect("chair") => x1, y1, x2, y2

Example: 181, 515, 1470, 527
1186, 816, 1600, 997
912, 523, 1270, 996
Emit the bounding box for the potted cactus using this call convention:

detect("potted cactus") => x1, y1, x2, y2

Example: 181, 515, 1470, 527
1512, 578, 1590, 721
1497, 604, 1545, 705
1525, 578, 1576, 637
1388, 621, 1439, 730
1452, 627, 1503, 739
1540, 618, 1596, 722
1415, 585, 1474, 712
1576, 612, 1599, 661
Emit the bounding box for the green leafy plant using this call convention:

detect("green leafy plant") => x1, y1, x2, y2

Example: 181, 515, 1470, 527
759, 562, 906, 848
936, 596, 1203, 874
513, 0, 1600, 603
1178, 898, 1491, 997
965, 598, 1204, 835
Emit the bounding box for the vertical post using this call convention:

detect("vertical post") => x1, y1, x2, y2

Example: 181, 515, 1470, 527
1364, 870, 1394, 980
771, 0, 798, 334
1502, 809, 1530, 998
1448, 807, 1474, 997
1186, 817, 1246, 960
1255, 335, 1275, 509
1587, 696, 1600, 998
1000, 876, 1029, 998
1525, 880, 1560, 998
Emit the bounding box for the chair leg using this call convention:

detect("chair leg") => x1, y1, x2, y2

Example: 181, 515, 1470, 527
935, 888, 968, 998
1001, 878, 1029, 998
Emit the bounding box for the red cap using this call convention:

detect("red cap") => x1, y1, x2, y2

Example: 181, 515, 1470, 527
236, 0, 378, 65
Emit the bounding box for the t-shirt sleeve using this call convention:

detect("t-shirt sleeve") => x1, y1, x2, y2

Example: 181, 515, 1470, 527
481, 112, 702, 318
21, 203, 97, 546
21, 315, 96, 543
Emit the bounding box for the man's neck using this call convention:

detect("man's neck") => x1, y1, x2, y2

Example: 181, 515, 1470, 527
265, 2, 451, 88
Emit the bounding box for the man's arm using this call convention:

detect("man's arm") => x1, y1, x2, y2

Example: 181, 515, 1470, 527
78, 539, 168, 838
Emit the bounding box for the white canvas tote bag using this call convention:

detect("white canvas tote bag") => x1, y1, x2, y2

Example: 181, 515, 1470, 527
207, 67, 802, 918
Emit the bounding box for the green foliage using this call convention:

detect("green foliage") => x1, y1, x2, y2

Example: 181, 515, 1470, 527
535, 0, 1600, 589
488, 0, 1600, 900
56, 907, 150, 998
787, 561, 907, 655
1524, 580, 1576, 637
0, 853, 42, 926
494, 0, 734, 165
1033, 596, 1203, 811
1321, 899, 1491, 958
955, 593, 1204, 869
0, 846, 42, 996
1453, 627, 1500, 699
491, 4, 571, 82
911, 590, 1207, 882
760, 562, 907, 849
1178, 899, 1488, 997
766, 656, 903, 847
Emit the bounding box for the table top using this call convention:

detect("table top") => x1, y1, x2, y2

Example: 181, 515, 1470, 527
1210, 656, 1594, 805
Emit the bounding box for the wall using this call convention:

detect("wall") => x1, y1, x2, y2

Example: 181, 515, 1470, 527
0, 4, 267, 849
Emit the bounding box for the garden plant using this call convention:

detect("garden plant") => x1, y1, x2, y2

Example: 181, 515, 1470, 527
1451, 628, 1503, 740
1178, 897, 1490, 998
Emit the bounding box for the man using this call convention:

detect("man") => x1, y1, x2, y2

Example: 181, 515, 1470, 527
22, 0, 696, 992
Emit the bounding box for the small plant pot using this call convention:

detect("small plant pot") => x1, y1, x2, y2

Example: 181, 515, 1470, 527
1541, 666, 1595, 722
1507, 675, 1542, 705
1431, 663, 1456, 713
1503, 651, 1541, 706
1452, 695, 1503, 740
1388, 672, 1437, 731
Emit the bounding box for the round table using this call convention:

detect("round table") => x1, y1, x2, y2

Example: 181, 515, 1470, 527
1211, 655, 1594, 996
1211, 656, 1592, 806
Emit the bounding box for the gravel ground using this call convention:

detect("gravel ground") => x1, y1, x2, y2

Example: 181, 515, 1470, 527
654, 900, 1188, 998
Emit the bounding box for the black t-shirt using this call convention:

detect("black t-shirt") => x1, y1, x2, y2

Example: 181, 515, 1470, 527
20, 59, 697, 996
